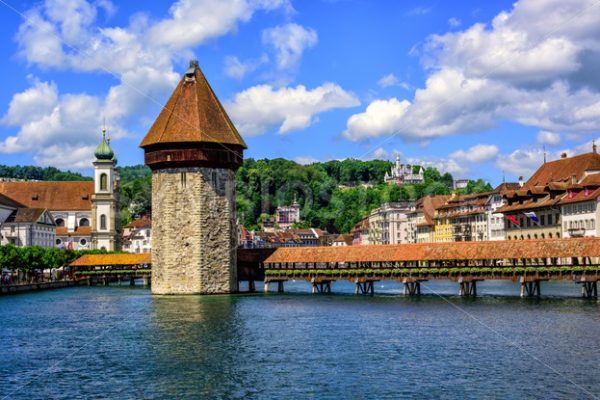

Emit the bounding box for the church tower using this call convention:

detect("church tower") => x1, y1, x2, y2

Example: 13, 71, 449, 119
140, 60, 247, 295
91, 128, 120, 251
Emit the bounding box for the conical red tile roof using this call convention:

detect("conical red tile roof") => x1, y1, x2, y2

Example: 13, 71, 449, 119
140, 61, 247, 149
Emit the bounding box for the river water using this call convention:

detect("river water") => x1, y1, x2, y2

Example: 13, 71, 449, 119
1, 281, 600, 399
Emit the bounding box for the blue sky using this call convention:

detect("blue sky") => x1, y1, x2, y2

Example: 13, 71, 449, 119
1, 0, 600, 185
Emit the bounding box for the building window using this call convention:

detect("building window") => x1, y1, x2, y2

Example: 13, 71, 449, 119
540, 215, 545, 225
100, 214, 107, 230
548, 214, 553, 225
79, 218, 90, 226
55, 218, 65, 227
56, 239, 62, 246
80, 238, 87, 246
100, 173, 108, 191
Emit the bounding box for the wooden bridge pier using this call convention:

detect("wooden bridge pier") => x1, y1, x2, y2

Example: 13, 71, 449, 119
520, 277, 545, 297
311, 279, 332, 294
355, 280, 375, 295
402, 278, 425, 296
458, 278, 481, 297
264, 280, 285, 293
248, 280, 256, 293
575, 277, 598, 299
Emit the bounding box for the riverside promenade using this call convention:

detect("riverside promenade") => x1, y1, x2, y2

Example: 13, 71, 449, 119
0, 280, 79, 295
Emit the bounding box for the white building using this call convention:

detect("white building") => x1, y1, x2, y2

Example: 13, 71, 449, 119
275, 201, 301, 229
91, 129, 120, 250
122, 217, 152, 253
368, 202, 412, 244
0, 208, 56, 247
560, 174, 600, 238
384, 156, 424, 185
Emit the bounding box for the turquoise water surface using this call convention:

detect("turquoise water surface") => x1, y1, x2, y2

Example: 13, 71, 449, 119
1, 281, 600, 399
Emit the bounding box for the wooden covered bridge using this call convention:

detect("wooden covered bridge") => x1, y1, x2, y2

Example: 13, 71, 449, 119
69, 237, 600, 298
261, 237, 600, 298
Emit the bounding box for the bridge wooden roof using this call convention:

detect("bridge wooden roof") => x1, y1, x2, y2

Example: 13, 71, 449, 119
70, 253, 151, 267
263, 238, 600, 264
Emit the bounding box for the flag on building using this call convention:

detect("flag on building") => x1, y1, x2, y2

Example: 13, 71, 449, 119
523, 211, 540, 224
505, 215, 519, 227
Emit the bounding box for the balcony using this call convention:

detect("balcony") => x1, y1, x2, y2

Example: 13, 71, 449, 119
568, 228, 586, 237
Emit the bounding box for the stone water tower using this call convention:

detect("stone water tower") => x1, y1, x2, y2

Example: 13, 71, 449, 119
140, 60, 247, 294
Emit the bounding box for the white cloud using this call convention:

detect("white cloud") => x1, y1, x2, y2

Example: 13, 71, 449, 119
496, 148, 546, 178
342, 98, 410, 141
0, 79, 105, 154
372, 147, 388, 159
344, 0, 600, 143
34, 144, 97, 169
450, 144, 499, 163
224, 54, 269, 79
7, 0, 291, 165
227, 82, 359, 135
536, 130, 561, 145
448, 17, 461, 27
294, 156, 319, 165
262, 23, 318, 70
378, 73, 399, 88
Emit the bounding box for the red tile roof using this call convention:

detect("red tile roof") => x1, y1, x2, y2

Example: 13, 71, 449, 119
140, 61, 247, 149
5, 208, 49, 224
264, 237, 600, 263
0, 193, 25, 208
70, 253, 151, 267
0, 181, 93, 211
525, 152, 600, 188
125, 217, 152, 229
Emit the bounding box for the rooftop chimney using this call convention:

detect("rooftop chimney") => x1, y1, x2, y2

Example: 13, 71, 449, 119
572, 174, 577, 184
593, 140, 597, 154
518, 176, 524, 187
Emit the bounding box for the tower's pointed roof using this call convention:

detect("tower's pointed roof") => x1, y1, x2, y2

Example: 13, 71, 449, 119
140, 60, 247, 149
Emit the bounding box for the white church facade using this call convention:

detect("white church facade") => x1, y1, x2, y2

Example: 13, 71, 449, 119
0, 129, 120, 250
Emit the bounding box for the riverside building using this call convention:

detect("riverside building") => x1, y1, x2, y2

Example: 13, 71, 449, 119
0, 131, 120, 250
499, 148, 600, 240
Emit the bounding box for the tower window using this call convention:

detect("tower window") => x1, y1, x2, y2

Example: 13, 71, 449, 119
181, 171, 187, 188
100, 214, 107, 230
100, 173, 108, 191
212, 171, 218, 185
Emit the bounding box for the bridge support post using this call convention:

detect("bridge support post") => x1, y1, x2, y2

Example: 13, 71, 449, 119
264, 281, 270, 293
355, 280, 374, 295
520, 278, 541, 297
312, 280, 332, 294
248, 280, 256, 293
142, 275, 150, 287
277, 281, 284, 293
402, 278, 422, 296
576, 279, 598, 299
458, 278, 478, 297
130, 277, 136, 286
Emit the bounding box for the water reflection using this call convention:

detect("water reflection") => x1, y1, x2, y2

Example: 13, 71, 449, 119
145, 295, 253, 398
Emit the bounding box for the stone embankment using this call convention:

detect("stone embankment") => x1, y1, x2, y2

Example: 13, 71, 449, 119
0, 280, 79, 295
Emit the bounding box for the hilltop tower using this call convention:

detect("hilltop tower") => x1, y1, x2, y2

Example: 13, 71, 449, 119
91, 128, 120, 250
140, 60, 247, 295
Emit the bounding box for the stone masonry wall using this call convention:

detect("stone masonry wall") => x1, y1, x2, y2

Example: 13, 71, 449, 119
151, 167, 237, 294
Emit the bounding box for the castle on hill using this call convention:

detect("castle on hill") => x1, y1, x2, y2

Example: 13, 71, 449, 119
384, 155, 424, 185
